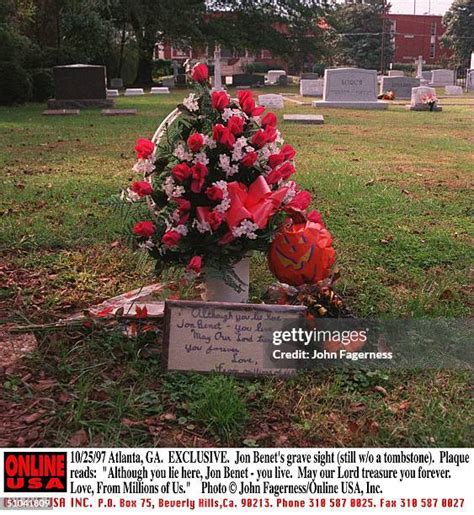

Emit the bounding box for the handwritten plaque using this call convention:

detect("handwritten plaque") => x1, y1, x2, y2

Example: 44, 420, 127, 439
163, 300, 306, 375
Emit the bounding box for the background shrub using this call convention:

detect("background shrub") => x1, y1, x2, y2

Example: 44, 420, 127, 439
0, 61, 32, 105
30, 68, 54, 102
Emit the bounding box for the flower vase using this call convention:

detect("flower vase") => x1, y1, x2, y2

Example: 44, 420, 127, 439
429, 103, 434, 112
202, 257, 250, 303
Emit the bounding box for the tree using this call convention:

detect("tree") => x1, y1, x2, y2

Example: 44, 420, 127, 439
330, 0, 393, 71
442, 0, 474, 67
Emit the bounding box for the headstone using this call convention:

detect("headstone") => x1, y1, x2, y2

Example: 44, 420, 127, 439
430, 69, 455, 87
415, 56, 425, 79
314, 68, 388, 109
422, 71, 432, 82
300, 79, 324, 97
150, 87, 170, 94
162, 77, 175, 88
301, 73, 319, 80
163, 300, 305, 375
124, 88, 145, 96
213, 44, 223, 91
110, 78, 123, 89
101, 109, 137, 116
171, 60, 180, 79
388, 70, 404, 77
444, 85, 463, 96
257, 94, 284, 109
266, 70, 286, 85
467, 70, 474, 91
42, 109, 80, 116
471, 51, 474, 71
106, 89, 119, 97
47, 64, 113, 109
283, 114, 324, 125
380, 76, 420, 99
225, 76, 233, 86
407, 86, 442, 111
233, 74, 264, 87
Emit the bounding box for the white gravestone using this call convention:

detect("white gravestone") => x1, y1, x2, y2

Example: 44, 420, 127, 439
388, 70, 404, 77
266, 70, 286, 85
444, 85, 463, 96
407, 86, 442, 111
257, 94, 284, 109
151, 87, 170, 94
429, 69, 455, 87
110, 78, 123, 88
106, 89, 120, 97
124, 88, 145, 96
300, 79, 324, 97
314, 68, 388, 109
380, 76, 420, 99
283, 114, 324, 125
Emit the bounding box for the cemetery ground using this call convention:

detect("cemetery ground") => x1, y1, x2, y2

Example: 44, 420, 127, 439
1, 87, 473, 448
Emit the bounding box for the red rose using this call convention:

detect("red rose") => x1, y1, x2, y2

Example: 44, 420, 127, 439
280, 143, 296, 160
218, 231, 235, 245
251, 129, 267, 149
268, 153, 285, 169
307, 209, 325, 226
186, 256, 202, 274
262, 112, 277, 128
191, 63, 208, 83
263, 125, 277, 143
187, 133, 204, 152
238, 90, 256, 115
134, 138, 155, 159
240, 151, 258, 168
211, 91, 230, 111
175, 198, 191, 212
212, 123, 235, 149
133, 221, 155, 238
130, 181, 153, 197
227, 116, 244, 135
252, 105, 265, 117
287, 190, 312, 211
172, 163, 192, 181
191, 163, 208, 193
205, 185, 224, 201
207, 210, 224, 230
267, 162, 296, 184
161, 230, 181, 247
178, 211, 190, 225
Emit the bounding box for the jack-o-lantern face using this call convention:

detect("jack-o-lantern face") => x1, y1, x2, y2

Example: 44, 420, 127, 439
268, 221, 335, 286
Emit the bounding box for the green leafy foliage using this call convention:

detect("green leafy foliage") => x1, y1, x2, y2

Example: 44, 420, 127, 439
441, 0, 474, 67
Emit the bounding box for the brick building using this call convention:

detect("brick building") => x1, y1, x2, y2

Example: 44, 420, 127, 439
386, 14, 451, 65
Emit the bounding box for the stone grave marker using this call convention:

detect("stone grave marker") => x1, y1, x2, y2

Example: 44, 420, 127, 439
163, 300, 306, 375
151, 87, 170, 94
42, 109, 80, 116
124, 88, 145, 96
430, 69, 455, 87
314, 68, 388, 109
444, 85, 463, 96
101, 109, 137, 116
48, 64, 113, 109
388, 70, 404, 77
107, 89, 119, 97
380, 76, 420, 99
110, 78, 123, 88
407, 86, 442, 111
300, 73, 319, 80
300, 79, 324, 97
266, 70, 286, 85
283, 114, 324, 125
257, 94, 284, 109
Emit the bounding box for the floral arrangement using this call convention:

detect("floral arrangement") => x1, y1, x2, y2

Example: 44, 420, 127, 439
121, 63, 326, 285
379, 90, 395, 101
422, 94, 438, 111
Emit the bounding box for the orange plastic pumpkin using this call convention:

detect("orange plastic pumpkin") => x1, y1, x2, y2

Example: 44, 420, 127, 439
268, 221, 335, 286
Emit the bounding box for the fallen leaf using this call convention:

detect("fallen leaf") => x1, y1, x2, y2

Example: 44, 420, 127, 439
374, 385, 388, 396
24, 412, 43, 424
69, 429, 88, 447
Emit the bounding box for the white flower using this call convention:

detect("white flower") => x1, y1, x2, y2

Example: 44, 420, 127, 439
283, 181, 298, 203
193, 151, 209, 166
218, 154, 239, 177
175, 224, 188, 236
212, 180, 231, 213
231, 136, 248, 162
232, 220, 259, 239
275, 130, 284, 145
222, 108, 247, 122
138, 239, 155, 251
183, 93, 199, 112
203, 135, 217, 149
133, 158, 155, 176
173, 143, 192, 162
251, 115, 262, 126
120, 189, 141, 203
193, 219, 211, 233
163, 176, 175, 198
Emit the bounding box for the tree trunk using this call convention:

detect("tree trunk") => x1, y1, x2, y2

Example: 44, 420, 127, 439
134, 36, 156, 86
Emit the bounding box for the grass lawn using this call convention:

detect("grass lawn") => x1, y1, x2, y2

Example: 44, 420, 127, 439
1, 87, 473, 447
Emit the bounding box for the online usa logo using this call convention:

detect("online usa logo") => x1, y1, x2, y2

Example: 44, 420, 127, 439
4, 452, 67, 492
